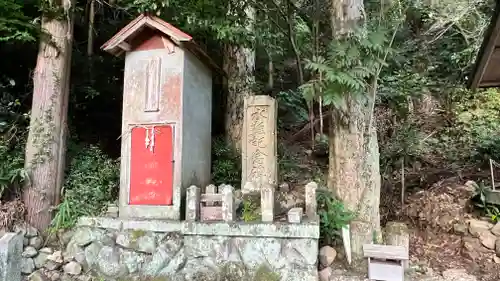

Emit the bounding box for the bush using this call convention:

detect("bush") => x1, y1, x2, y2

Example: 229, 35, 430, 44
317, 188, 354, 245
51, 144, 119, 230
211, 137, 241, 187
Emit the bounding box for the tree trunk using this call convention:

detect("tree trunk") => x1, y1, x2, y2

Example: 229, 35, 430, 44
24, 3, 74, 232
224, 7, 255, 151
328, 0, 381, 268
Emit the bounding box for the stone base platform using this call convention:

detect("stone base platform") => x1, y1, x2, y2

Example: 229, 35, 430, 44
67, 217, 320, 281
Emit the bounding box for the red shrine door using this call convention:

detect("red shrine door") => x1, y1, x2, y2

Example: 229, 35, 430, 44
129, 125, 174, 205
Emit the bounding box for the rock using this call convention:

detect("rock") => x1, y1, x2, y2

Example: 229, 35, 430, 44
22, 246, 38, 258
59, 230, 75, 246
479, 232, 497, 249
319, 246, 337, 267
463, 237, 490, 261
15, 224, 39, 239
279, 183, 290, 193
34, 252, 49, 268
137, 235, 156, 253
64, 241, 84, 261
72, 228, 95, 247
44, 260, 61, 271
495, 238, 500, 257
318, 267, 332, 281
39, 248, 53, 254
63, 262, 82, 275
21, 258, 36, 274
492, 222, 500, 236
468, 219, 492, 237
50, 272, 61, 281
96, 246, 128, 278
84, 242, 101, 267
28, 271, 49, 281
494, 255, 500, 264
442, 269, 477, 281
29, 237, 44, 250
453, 223, 468, 234
47, 251, 64, 263
24, 238, 29, 246
116, 233, 131, 248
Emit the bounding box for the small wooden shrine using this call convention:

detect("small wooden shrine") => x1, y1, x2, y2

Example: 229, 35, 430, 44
101, 14, 218, 220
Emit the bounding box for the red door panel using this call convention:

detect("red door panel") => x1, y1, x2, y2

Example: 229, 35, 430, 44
129, 125, 174, 205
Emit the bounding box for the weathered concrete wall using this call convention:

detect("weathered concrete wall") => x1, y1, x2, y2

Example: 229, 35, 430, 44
65, 217, 319, 281
181, 51, 213, 189
120, 44, 184, 219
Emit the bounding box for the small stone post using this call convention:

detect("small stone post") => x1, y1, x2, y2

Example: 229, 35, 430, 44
287, 208, 303, 223
221, 185, 235, 222
186, 185, 200, 221
0, 233, 23, 281
205, 184, 217, 206
261, 183, 275, 222
305, 182, 318, 219
384, 221, 410, 269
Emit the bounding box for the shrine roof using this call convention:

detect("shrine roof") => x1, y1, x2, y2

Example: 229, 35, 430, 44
469, 5, 500, 90
101, 14, 221, 75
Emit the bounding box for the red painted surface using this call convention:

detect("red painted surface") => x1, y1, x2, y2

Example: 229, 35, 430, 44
129, 125, 174, 205
134, 34, 169, 52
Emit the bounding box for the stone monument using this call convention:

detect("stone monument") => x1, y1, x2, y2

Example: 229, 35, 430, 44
101, 14, 219, 220
241, 95, 278, 193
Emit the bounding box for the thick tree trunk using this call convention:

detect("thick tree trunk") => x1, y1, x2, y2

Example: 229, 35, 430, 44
24, 5, 74, 232
224, 7, 255, 151
328, 0, 381, 268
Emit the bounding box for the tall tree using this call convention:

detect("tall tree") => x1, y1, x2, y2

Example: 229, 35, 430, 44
224, 5, 256, 151
24, 0, 75, 231
328, 0, 382, 265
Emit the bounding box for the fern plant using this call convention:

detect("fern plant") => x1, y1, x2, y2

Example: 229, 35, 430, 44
300, 26, 391, 112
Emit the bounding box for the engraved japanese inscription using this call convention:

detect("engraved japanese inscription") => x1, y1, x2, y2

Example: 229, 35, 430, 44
242, 96, 277, 191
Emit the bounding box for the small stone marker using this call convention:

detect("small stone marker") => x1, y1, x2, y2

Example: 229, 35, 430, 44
363, 244, 409, 281
205, 184, 217, 206
305, 182, 318, 219
242, 95, 278, 193
186, 185, 201, 221
0, 233, 23, 281
384, 222, 410, 269
261, 184, 275, 222
221, 185, 236, 222
287, 208, 303, 223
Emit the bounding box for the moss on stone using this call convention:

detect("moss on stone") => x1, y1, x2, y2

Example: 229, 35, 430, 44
252, 265, 280, 281
130, 229, 147, 241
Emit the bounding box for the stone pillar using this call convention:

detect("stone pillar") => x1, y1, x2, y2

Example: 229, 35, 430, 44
385, 221, 410, 269
305, 182, 318, 219
221, 185, 236, 222
186, 186, 200, 221
261, 183, 275, 222
242, 95, 278, 193
0, 233, 23, 281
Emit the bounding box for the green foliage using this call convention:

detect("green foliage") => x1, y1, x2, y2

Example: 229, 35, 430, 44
317, 188, 354, 245
241, 200, 259, 222
453, 88, 500, 159
0, 78, 28, 199
211, 137, 241, 187
50, 145, 119, 230
0, 0, 36, 42
301, 26, 391, 111
471, 181, 500, 223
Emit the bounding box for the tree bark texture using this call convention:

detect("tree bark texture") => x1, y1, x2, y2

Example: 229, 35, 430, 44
224, 8, 256, 152
328, 0, 381, 267
24, 5, 74, 232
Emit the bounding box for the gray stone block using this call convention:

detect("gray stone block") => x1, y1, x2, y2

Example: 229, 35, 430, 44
0, 233, 23, 281
287, 208, 303, 224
